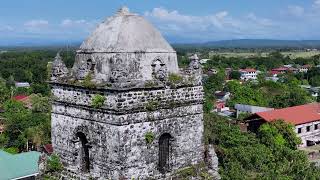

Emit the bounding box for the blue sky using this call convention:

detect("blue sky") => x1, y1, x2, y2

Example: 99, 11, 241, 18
0, 0, 319, 45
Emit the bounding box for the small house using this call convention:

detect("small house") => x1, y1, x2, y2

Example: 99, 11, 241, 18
239, 68, 257, 81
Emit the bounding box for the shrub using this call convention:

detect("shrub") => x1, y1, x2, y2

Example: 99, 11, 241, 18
145, 101, 159, 111
175, 166, 197, 178
47, 154, 63, 172
3, 147, 19, 154
168, 73, 183, 85
82, 73, 96, 88
91, 94, 106, 108
144, 132, 155, 144
144, 81, 157, 88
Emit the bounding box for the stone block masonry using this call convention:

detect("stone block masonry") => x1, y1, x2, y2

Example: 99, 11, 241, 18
50, 6, 219, 180
51, 85, 204, 179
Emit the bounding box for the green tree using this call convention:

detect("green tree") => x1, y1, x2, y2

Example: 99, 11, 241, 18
227, 84, 268, 107
229, 71, 241, 80
6, 75, 15, 87
204, 71, 225, 93
46, 154, 63, 172
30, 94, 50, 113
2, 99, 50, 150
258, 120, 301, 149
310, 75, 320, 87
270, 87, 313, 108
204, 113, 320, 179
0, 77, 10, 104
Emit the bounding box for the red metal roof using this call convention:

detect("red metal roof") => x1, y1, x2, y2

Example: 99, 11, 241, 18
256, 103, 320, 125
272, 67, 289, 71
270, 70, 280, 75
302, 64, 311, 68
240, 68, 256, 72
12, 95, 28, 101
43, 144, 53, 154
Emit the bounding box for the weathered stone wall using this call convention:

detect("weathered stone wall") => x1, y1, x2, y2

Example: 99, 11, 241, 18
73, 52, 179, 83
51, 84, 205, 179
118, 112, 204, 179
52, 113, 121, 178
51, 84, 203, 115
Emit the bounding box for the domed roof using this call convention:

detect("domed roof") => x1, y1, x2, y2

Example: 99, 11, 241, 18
79, 7, 175, 53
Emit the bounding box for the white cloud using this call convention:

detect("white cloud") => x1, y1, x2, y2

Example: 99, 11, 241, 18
313, 0, 320, 9
246, 13, 273, 26
60, 19, 98, 34
286, 5, 305, 17
61, 19, 93, 27
24, 20, 49, 28
215, 11, 228, 19
144, 8, 196, 24
144, 7, 277, 41
144, 7, 239, 32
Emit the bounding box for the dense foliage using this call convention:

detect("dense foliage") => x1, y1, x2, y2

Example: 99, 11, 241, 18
0, 51, 74, 96
0, 98, 51, 151
204, 113, 320, 179
0, 51, 57, 151
46, 154, 64, 173
224, 80, 313, 108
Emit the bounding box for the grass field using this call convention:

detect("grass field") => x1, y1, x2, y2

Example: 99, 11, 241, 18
209, 51, 320, 58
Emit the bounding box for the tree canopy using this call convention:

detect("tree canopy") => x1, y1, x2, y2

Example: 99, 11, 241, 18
204, 113, 320, 179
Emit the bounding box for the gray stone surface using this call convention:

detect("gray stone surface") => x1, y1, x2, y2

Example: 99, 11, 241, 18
79, 7, 175, 53
50, 7, 219, 180
51, 52, 69, 82
206, 145, 221, 180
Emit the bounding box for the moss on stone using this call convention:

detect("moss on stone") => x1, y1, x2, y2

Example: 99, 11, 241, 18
144, 131, 155, 144
82, 73, 96, 89
173, 162, 212, 180
168, 73, 183, 85
91, 94, 106, 108
145, 100, 159, 111
144, 80, 157, 88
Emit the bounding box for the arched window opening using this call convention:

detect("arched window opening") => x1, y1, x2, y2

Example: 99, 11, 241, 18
158, 133, 172, 173
152, 59, 166, 81
87, 59, 95, 72
152, 59, 162, 73
76, 132, 90, 173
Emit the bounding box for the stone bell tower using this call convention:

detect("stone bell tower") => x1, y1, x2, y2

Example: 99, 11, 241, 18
50, 7, 212, 179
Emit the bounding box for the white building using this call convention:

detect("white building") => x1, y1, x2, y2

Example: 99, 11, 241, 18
299, 65, 311, 73
239, 68, 257, 81
15, 82, 30, 88
246, 103, 320, 147
200, 59, 210, 64
235, 104, 274, 118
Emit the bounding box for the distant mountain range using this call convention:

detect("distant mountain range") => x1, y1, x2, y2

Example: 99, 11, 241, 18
2, 39, 320, 49
173, 39, 320, 49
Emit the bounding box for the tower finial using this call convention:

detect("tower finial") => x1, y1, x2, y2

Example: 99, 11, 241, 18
189, 54, 199, 61
55, 51, 62, 61
117, 6, 130, 15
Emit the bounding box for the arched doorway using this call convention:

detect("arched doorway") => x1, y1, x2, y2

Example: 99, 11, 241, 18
158, 133, 172, 173
76, 132, 90, 173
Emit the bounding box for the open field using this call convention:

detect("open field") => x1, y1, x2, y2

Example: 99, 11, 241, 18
209, 51, 320, 58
